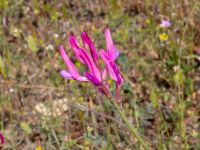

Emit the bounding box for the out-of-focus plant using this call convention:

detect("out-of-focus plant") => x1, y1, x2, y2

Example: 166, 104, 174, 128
59, 29, 149, 149
160, 20, 171, 28
0, 132, 5, 147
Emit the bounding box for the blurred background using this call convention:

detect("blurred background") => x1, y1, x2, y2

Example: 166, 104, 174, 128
0, 0, 200, 149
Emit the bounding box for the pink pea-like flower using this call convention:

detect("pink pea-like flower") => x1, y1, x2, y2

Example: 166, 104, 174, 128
160, 20, 171, 28
59, 29, 123, 102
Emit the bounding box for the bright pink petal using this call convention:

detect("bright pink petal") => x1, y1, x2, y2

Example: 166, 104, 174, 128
79, 48, 101, 82
85, 72, 101, 86
60, 70, 74, 79
100, 49, 118, 81
60, 70, 88, 81
104, 29, 119, 61
59, 45, 80, 80
81, 31, 99, 62
110, 62, 123, 86
108, 61, 123, 102
69, 35, 85, 64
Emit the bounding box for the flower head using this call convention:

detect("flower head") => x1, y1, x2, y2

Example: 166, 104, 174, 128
160, 20, 171, 28
159, 33, 168, 41
0, 132, 5, 146
59, 29, 123, 102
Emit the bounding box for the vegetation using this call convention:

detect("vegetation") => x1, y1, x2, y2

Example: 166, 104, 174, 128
0, 0, 200, 149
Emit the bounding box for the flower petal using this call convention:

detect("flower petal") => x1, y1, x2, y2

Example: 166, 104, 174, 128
81, 31, 99, 62
60, 70, 73, 79
160, 20, 171, 28
104, 29, 119, 61
60, 70, 89, 81
110, 62, 123, 86
85, 72, 101, 86
59, 45, 80, 80
69, 35, 85, 64
109, 62, 123, 103
79, 48, 101, 82
99, 49, 117, 81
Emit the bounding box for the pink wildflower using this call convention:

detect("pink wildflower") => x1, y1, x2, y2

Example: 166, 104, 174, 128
59, 29, 123, 102
160, 20, 171, 28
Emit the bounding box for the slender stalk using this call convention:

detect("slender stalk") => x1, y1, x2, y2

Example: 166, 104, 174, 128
51, 128, 60, 148
112, 100, 149, 150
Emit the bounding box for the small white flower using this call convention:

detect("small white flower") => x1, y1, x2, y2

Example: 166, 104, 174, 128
46, 44, 54, 51
54, 33, 59, 38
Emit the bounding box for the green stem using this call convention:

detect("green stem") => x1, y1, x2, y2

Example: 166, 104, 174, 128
112, 100, 149, 150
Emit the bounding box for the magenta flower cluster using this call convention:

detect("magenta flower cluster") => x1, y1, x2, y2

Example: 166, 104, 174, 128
59, 29, 123, 102
0, 132, 5, 146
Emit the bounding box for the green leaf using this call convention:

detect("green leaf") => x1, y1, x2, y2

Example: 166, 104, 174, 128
150, 90, 158, 108
20, 122, 32, 134
28, 35, 38, 53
